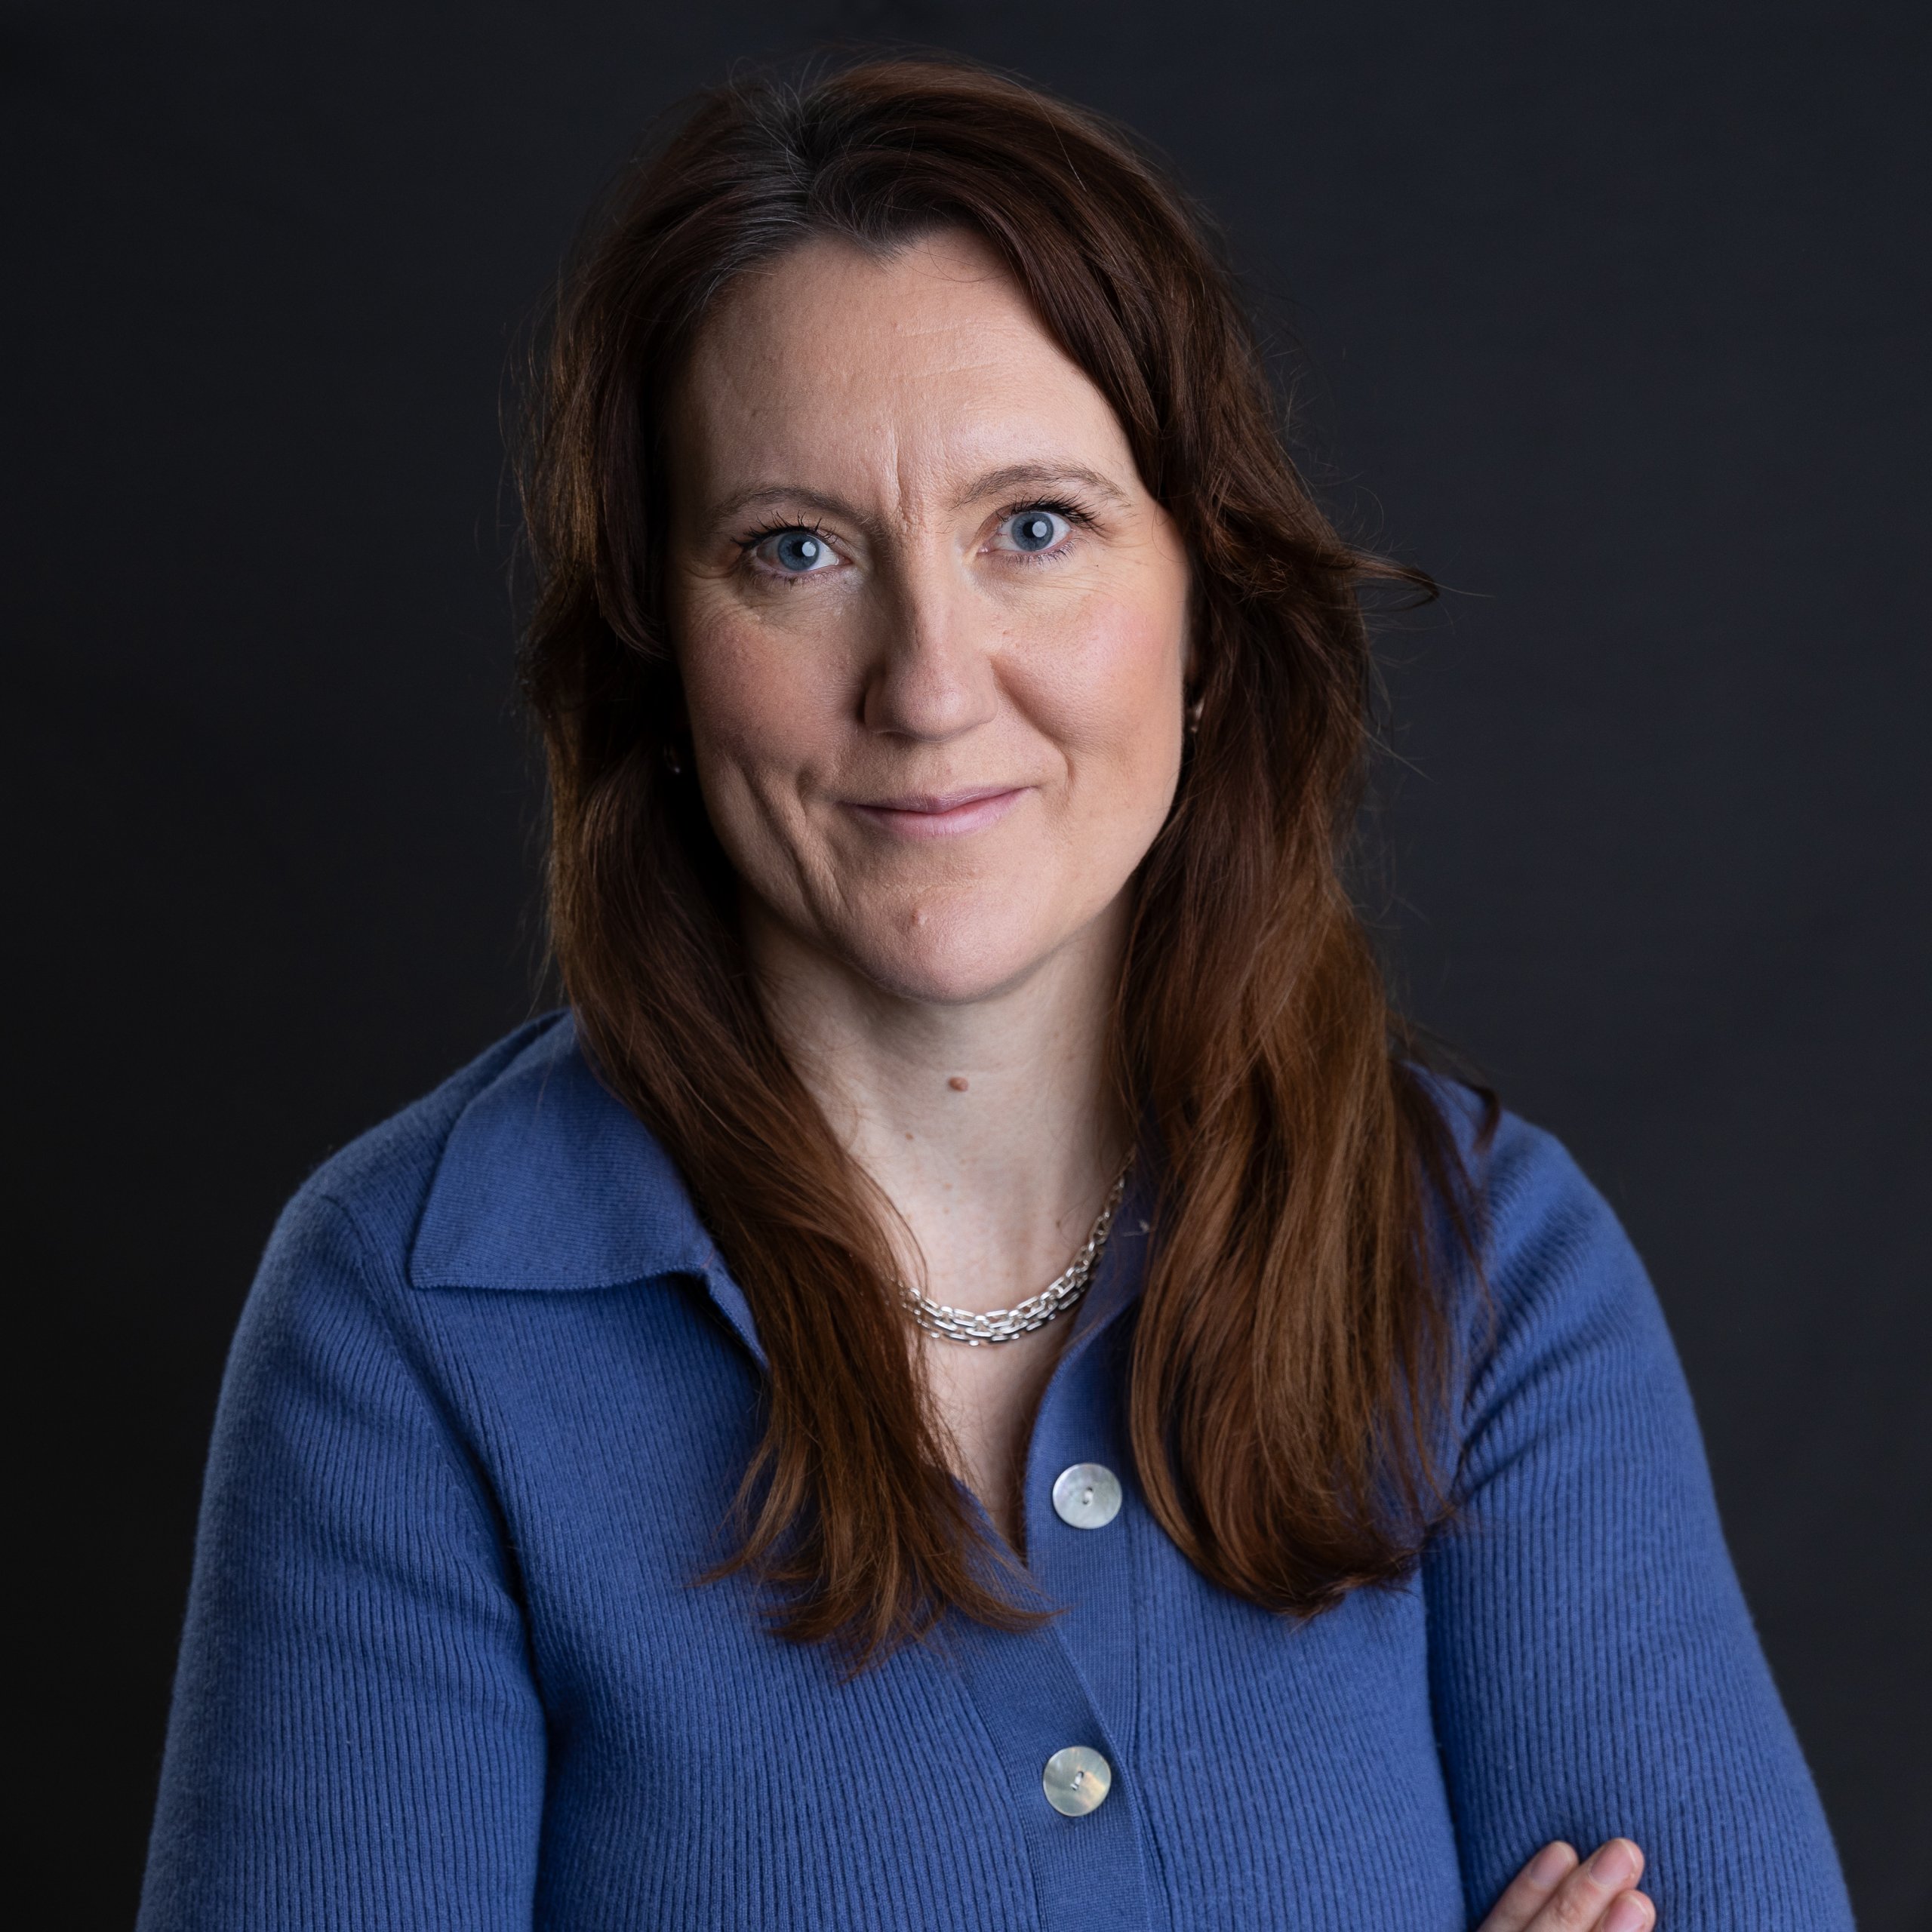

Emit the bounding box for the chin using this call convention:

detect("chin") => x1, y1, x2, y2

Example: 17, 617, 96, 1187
833, 886, 1080, 1006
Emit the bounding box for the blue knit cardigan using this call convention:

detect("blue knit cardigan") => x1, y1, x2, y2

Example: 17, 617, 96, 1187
138, 1013, 1851, 1930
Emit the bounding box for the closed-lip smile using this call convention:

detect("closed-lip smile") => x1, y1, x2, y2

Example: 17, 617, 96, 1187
843, 785, 1029, 838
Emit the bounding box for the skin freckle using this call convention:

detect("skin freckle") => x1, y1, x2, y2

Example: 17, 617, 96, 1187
948, 1075, 970, 1091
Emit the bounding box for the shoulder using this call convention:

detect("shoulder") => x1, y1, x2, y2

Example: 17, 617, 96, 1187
1411, 1068, 1634, 1272
275, 1010, 712, 1296
278, 1012, 569, 1263
1409, 1069, 1674, 1402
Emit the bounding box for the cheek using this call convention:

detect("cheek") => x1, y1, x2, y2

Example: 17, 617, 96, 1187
675, 597, 843, 776
669, 599, 854, 918
1018, 587, 1187, 806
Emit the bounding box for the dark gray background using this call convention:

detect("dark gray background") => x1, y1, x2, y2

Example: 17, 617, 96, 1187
7, 2, 1927, 1926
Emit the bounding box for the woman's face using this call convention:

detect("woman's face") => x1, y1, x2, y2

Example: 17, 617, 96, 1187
666, 229, 1192, 1006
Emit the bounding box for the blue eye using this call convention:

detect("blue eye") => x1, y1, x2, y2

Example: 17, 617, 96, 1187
1005, 509, 1067, 553
768, 528, 829, 573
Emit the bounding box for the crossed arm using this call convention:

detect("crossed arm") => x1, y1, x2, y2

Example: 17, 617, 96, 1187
1432, 1115, 1851, 1932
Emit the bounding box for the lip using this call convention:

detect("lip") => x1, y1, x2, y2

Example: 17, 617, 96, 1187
843, 785, 1030, 838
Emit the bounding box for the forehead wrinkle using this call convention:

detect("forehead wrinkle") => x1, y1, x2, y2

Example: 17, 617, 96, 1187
688, 378, 908, 532
682, 243, 1136, 534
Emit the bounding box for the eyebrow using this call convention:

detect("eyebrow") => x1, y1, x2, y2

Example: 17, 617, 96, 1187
964, 462, 1134, 511
705, 461, 1134, 528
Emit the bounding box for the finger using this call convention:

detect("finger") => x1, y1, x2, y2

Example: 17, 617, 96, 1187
1600, 1892, 1655, 1932
1533, 1839, 1647, 1930
1475, 1841, 1580, 1932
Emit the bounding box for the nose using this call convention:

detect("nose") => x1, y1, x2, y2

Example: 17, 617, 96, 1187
858, 555, 1000, 743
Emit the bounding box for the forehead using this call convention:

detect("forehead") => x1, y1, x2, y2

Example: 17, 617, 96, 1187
671, 229, 1136, 506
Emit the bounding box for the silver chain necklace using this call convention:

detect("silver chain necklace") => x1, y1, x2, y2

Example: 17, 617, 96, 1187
899, 1160, 1133, 1347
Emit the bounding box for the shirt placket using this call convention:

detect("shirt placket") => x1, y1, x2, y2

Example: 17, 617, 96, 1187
694, 1196, 1169, 1930
946, 1189, 1168, 1932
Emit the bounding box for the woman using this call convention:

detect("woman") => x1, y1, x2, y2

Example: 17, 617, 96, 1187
138, 57, 1851, 1932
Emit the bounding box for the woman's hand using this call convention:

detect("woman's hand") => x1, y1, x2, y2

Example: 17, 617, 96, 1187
1478, 1838, 1655, 1932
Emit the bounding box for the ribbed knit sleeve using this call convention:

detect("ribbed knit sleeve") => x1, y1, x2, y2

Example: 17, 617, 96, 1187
1424, 1117, 1852, 1930
137, 1186, 546, 1931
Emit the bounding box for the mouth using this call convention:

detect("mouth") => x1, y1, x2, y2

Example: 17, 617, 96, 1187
842, 785, 1030, 839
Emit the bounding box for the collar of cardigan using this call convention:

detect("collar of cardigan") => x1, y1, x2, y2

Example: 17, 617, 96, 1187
405, 1009, 1156, 1382
408, 1010, 727, 1296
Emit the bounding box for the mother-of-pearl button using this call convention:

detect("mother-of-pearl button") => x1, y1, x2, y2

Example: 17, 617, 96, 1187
1041, 1745, 1112, 1817
1051, 1462, 1122, 1530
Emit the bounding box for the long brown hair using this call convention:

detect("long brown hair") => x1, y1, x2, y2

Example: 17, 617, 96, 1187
519, 54, 1485, 1660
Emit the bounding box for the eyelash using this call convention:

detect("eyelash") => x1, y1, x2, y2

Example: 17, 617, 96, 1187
733, 497, 1098, 580
994, 497, 1097, 566
738, 514, 828, 549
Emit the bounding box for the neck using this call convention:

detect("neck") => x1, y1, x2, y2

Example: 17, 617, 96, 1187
743, 897, 1133, 1314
